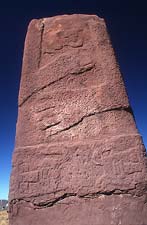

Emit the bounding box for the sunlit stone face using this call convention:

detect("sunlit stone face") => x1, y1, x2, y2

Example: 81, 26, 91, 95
9, 14, 147, 225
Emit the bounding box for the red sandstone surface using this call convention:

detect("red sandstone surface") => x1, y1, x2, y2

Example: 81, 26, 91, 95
9, 14, 147, 225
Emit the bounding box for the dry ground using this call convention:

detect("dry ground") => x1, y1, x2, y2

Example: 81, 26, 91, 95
0, 211, 9, 225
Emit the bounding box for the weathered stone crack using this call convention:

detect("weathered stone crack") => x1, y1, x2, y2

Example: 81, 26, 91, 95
19, 64, 95, 107
9, 186, 140, 210
36, 105, 55, 113
19, 73, 69, 107
34, 193, 76, 208
42, 121, 61, 131
47, 106, 132, 137
38, 19, 45, 68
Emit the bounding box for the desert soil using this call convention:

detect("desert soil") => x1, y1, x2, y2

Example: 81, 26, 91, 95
0, 211, 9, 225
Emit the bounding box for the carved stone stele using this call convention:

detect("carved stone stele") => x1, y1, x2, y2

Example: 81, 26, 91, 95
9, 14, 147, 225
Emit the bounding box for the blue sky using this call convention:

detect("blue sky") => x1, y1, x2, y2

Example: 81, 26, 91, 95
0, 0, 147, 199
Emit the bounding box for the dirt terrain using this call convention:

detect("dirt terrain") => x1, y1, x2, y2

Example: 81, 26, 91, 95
0, 211, 9, 225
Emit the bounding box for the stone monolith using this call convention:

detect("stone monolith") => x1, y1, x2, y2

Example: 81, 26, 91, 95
9, 14, 147, 225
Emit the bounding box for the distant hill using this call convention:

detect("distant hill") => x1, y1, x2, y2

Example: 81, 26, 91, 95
0, 200, 8, 210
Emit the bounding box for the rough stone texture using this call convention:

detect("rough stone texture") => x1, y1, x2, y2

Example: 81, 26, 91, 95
9, 14, 147, 225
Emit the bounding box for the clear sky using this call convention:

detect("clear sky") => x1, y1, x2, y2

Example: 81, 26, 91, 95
0, 0, 147, 200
